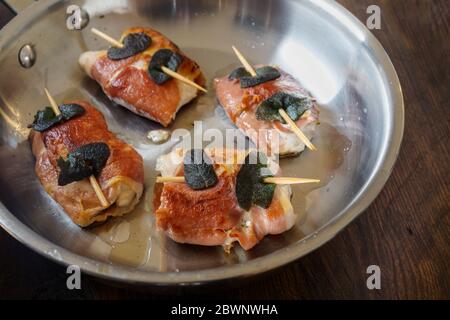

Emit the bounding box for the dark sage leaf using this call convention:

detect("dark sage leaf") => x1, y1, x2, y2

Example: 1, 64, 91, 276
57, 142, 110, 186
228, 66, 281, 88
183, 149, 218, 190
107, 32, 152, 60
59, 103, 85, 120
240, 66, 281, 88
252, 181, 276, 209
148, 49, 183, 84
236, 151, 275, 211
28, 107, 63, 132
228, 67, 251, 80
255, 92, 313, 123
28, 104, 85, 132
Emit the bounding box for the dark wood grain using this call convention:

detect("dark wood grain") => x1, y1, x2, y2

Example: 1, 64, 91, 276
0, 0, 448, 299
0, 0, 13, 27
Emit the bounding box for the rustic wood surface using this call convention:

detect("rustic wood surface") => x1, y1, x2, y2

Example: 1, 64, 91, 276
0, 0, 448, 299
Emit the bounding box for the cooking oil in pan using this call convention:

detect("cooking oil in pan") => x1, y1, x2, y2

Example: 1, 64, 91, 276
50, 85, 351, 271
89, 124, 350, 271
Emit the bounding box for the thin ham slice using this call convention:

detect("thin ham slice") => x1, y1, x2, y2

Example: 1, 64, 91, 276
214, 66, 319, 157
154, 148, 296, 251
79, 27, 205, 127
30, 100, 144, 227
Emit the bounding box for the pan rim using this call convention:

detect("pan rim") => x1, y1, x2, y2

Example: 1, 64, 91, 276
0, 0, 404, 286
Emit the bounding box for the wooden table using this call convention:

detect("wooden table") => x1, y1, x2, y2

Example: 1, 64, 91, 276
0, 0, 448, 299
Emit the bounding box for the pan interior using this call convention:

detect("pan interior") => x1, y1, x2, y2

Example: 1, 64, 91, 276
0, 0, 396, 276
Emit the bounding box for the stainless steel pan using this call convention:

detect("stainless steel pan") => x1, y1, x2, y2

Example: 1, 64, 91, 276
0, 0, 404, 285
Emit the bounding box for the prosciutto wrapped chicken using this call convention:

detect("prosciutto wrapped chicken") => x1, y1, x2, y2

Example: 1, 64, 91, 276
29, 100, 144, 227
214, 66, 319, 157
79, 27, 205, 127
154, 148, 296, 251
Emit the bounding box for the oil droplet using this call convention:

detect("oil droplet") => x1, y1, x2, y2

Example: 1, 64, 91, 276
147, 129, 170, 144
110, 221, 130, 243
18, 44, 36, 68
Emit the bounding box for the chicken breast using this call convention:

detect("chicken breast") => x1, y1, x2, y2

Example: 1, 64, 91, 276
154, 148, 296, 251
30, 100, 144, 227
214, 66, 319, 157
79, 27, 205, 127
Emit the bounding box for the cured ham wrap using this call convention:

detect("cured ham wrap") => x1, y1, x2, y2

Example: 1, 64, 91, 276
79, 27, 205, 127
154, 148, 296, 251
214, 66, 319, 157
29, 100, 144, 227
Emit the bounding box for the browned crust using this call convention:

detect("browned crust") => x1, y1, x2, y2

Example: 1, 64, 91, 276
30, 100, 144, 227
90, 27, 205, 127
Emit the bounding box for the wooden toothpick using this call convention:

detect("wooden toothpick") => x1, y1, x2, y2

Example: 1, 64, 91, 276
91, 28, 123, 48
278, 109, 317, 151
232, 45, 257, 77
91, 28, 207, 93
44, 88, 110, 208
156, 176, 319, 185
262, 177, 320, 185
161, 66, 207, 93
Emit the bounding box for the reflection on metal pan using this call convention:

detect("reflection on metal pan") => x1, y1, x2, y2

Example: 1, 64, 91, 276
0, 0, 403, 285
